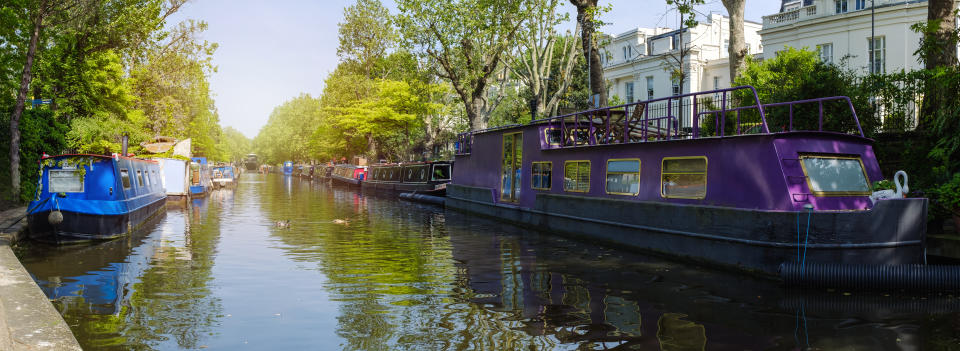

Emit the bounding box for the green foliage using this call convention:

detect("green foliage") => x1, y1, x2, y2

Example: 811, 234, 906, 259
934, 173, 960, 214
0, 108, 68, 202
730, 48, 877, 136
254, 94, 323, 164
871, 179, 895, 191
338, 0, 396, 77
217, 127, 251, 163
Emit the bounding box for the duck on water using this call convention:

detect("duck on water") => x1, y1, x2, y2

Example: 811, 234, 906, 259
446, 85, 928, 275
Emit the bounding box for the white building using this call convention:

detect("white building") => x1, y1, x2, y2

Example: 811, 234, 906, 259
761, 0, 958, 74
602, 14, 763, 104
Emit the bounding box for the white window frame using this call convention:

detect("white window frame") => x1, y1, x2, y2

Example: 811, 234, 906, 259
624, 82, 634, 102
868, 36, 885, 74
818, 43, 833, 64
836, 0, 848, 13
646, 76, 654, 99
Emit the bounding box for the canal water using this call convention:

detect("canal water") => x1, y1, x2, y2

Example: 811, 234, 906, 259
14, 174, 960, 350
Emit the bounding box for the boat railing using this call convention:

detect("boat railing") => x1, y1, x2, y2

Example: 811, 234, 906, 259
453, 85, 865, 153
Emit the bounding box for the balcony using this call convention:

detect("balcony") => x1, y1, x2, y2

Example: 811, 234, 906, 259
762, 5, 819, 28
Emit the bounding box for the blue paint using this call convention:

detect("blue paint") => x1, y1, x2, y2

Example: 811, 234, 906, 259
29, 155, 166, 216
283, 161, 294, 176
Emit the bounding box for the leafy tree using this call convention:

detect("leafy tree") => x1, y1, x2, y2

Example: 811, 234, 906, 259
396, 0, 532, 131
337, 0, 396, 78
253, 94, 323, 164
217, 127, 251, 163
507, 0, 581, 118
661, 0, 705, 92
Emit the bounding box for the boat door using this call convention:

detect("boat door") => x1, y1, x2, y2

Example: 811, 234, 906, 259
500, 132, 522, 202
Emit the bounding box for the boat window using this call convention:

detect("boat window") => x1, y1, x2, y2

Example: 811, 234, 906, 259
606, 159, 640, 195
431, 164, 451, 181
501, 133, 523, 201
391, 167, 401, 182
800, 155, 871, 196
136, 170, 144, 187
144, 169, 151, 186
120, 169, 132, 189
543, 128, 562, 146
661, 157, 707, 199
531, 161, 552, 190
49, 169, 84, 193
563, 160, 590, 192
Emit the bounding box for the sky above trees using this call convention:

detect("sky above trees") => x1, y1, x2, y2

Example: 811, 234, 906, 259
167, 0, 779, 138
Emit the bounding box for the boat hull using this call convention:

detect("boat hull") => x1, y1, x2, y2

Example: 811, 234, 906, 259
331, 175, 361, 186
446, 184, 927, 275
28, 197, 166, 244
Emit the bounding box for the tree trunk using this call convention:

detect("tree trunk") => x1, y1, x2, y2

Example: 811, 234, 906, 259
571, 0, 606, 107
10, 9, 44, 200
926, 0, 958, 69
722, 0, 747, 84
467, 96, 487, 131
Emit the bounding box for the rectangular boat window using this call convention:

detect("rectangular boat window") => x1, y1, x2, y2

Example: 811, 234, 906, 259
543, 128, 562, 146
531, 161, 552, 190
120, 169, 132, 189
661, 157, 707, 199
431, 164, 451, 181
136, 170, 144, 187
606, 159, 640, 195
144, 169, 151, 186
563, 160, 590, 192
49, 169, 84, 193
800, 155, 871, 196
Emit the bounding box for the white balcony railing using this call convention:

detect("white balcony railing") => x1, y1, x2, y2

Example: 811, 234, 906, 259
762, 5, 819, 28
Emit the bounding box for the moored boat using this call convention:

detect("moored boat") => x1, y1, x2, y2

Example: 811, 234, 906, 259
27, 154, 167, 243
189, 157, 213, 197
155, 157, 190, 201
330, 164, 367, 186
212, 164, 237, 188
446, 85, 928, 275
283, 161, 294, 176
362, 161, 452, 195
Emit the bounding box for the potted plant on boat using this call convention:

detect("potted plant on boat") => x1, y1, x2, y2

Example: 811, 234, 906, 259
934, 173, 960, 234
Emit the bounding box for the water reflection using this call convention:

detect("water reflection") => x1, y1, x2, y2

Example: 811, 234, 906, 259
14, 174, 960, 350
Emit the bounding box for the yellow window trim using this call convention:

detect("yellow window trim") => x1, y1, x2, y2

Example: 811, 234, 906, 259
563, 160, 591, 193
543, 128, 562, 146
798, 154, 872, 197
500, 132, 523, 202
660, 156, 708, 199
605, 158, 641, 196
531, 161, 552, 190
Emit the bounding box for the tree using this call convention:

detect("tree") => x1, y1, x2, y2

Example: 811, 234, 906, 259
569, 0, 606, 107
721, 0, 746, 83
396, 0, 531, 131
924, 0, 958, 70
7, 0, 84, 198
337, 0, 396, 78
507, 0, 581, 118
661, 0, 705, 94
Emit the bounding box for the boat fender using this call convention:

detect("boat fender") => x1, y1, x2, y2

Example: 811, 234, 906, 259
869, 170, 909, 204
48, 210, 63, 226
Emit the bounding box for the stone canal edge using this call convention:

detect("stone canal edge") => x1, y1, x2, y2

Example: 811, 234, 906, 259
0, 207, 82, 351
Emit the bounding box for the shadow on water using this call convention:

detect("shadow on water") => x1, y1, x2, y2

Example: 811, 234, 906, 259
13, 173, 960, 350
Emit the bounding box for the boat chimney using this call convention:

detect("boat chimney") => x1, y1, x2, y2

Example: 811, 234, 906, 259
121, 133, 129, 156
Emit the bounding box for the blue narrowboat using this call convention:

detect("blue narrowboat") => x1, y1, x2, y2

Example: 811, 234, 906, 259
27, 154, 167, 243
212, 164, 237, 188
189, 157, 213, 197
283, 161, 294, 176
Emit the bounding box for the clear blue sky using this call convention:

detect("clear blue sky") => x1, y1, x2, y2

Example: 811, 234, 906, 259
167, 0, 780, 139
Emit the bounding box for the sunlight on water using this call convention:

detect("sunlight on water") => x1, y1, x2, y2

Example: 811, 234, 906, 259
14, 173, 960, 350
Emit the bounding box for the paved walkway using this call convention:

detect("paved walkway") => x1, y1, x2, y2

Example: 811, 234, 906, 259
0, 207, 82, 350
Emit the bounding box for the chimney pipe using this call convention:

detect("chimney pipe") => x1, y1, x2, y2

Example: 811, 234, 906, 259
121, 133, 129, 156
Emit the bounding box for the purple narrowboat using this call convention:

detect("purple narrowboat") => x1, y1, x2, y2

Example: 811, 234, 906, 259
446, 86, 928, 275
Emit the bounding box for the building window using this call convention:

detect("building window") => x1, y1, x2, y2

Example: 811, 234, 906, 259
661, 157, 707, 199
836, 0, 848, 13
625, 82, 634, 102
563, 160, 590, 193
818, 43, 833, 64
605, 159, 640, 195
623, 46, 627, 60
855, 0, 865, 10
672, 80, 680, 96
672, 35, 680, 50
799, 155, 870, 196
628, 45, 632, 59
723, 39, 729, 53
531, 161, 552, 190
646, 76, 654, 99
713, 76, 720, 90
869, 36, 885, 73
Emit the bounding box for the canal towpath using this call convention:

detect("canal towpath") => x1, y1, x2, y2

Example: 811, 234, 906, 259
0, 206, 81, 350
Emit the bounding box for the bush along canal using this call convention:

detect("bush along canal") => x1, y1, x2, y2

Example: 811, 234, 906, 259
10, 173, 960, 349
